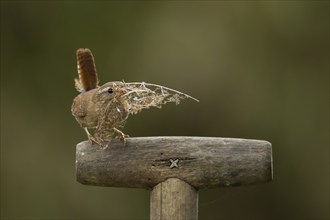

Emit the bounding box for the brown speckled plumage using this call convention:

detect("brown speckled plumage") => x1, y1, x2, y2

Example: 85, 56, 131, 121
71, 48, 198, 148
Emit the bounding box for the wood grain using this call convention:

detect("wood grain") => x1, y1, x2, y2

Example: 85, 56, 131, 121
76, 136, 273, 189
150, 178, 198, 220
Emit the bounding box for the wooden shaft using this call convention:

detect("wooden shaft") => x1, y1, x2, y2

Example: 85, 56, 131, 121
151, 178, 198, 220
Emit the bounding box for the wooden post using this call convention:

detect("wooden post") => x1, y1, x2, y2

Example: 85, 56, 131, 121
76, 136, 272, 219
150, 178, 198, 220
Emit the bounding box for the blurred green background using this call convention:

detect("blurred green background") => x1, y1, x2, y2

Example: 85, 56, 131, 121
1, 1, 329, 219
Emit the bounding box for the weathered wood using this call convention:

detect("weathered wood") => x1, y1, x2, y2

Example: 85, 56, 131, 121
150, 178, 198, 220
76, 136, 272, 189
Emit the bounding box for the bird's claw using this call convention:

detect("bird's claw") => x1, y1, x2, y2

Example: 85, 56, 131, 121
113, 127, 129, 143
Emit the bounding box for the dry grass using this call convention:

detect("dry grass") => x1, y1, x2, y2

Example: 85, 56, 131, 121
93, 81, 199, 145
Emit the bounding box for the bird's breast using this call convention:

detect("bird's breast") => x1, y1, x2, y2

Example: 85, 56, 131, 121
72, 90, 99, 128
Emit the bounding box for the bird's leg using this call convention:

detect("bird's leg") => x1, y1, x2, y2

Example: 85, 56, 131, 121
113, 127, 129, 143
84, 127, 103, 146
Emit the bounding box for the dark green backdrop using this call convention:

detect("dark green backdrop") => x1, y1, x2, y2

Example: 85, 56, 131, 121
1, 1, 329, 219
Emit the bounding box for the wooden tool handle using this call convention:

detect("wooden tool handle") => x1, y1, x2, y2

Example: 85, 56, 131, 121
76, 136, 273, 189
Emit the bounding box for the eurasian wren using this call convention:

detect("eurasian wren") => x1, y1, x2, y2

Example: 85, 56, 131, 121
71, 48, 198, 148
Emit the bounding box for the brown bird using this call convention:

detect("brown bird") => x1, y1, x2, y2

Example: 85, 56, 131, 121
71, 48, 198, 148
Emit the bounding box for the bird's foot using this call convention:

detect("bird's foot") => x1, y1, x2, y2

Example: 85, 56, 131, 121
84, 128, 108, 149
113, 127, 129, 143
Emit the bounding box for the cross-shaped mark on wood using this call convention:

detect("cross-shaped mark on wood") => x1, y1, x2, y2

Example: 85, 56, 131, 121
169, 158, 179, 168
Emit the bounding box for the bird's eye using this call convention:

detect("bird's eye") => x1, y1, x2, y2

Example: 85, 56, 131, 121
107, 88, 113, 94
